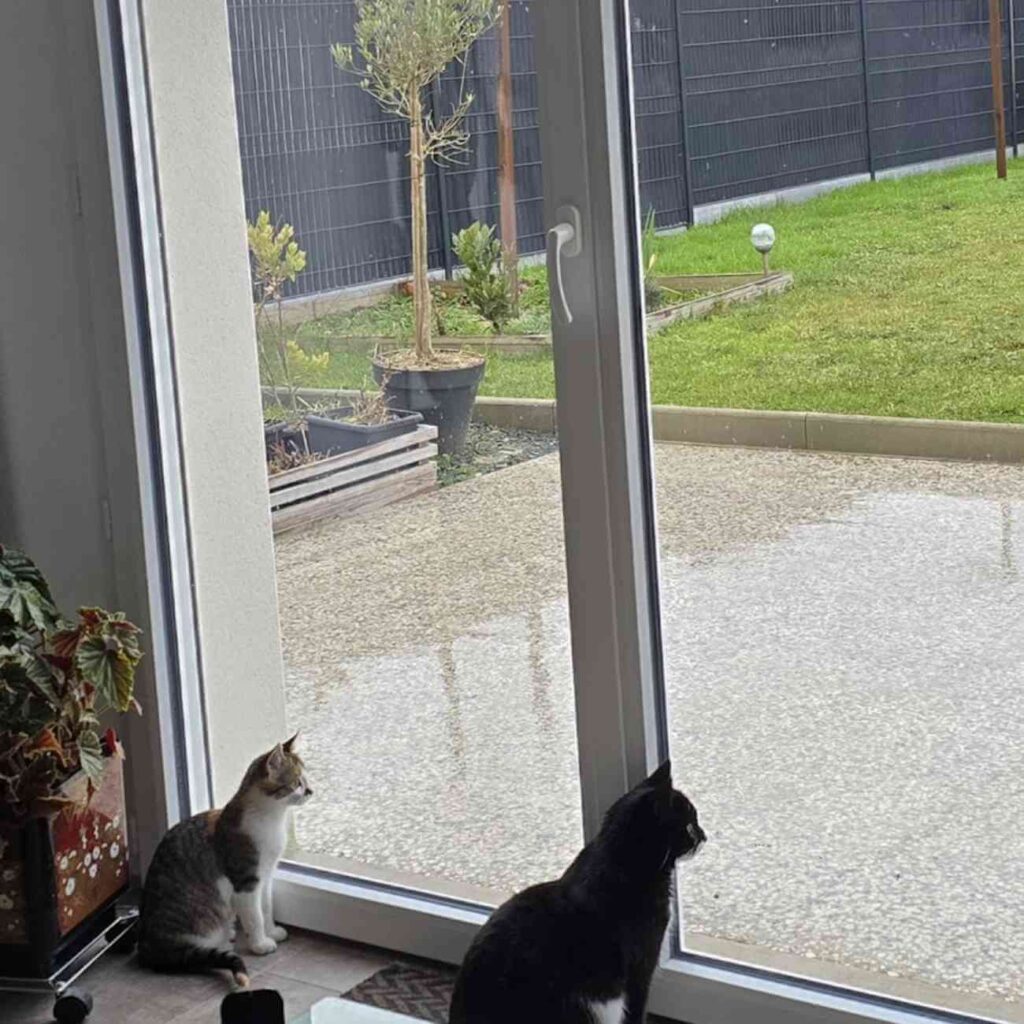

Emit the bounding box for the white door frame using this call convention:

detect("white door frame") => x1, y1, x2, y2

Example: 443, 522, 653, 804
94, 0, 1002, 1020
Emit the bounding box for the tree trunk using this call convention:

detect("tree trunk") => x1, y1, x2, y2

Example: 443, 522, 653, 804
497, 0, 519, 314
409, 90, 433, 361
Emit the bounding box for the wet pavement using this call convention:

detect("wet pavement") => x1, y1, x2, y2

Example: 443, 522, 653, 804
275, 444, 1024, 1011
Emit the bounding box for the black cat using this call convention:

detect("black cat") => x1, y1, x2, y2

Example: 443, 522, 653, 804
450, 761, 705, 1024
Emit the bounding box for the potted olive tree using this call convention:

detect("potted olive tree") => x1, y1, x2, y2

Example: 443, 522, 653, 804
0, 546, 142, 978
332, 0, 497, 455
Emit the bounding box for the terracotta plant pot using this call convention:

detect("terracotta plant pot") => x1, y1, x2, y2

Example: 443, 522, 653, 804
0, 753, 130, 977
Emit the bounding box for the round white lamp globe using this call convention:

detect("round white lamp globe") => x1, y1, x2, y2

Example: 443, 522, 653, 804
751, 223, 776, 254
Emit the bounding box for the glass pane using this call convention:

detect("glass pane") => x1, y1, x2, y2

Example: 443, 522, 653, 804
226, 0, 582, 902
628, 1, 1024, 1017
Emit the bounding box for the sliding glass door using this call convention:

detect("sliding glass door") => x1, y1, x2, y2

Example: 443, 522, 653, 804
601, 6, 1024, 1024
98, 0, 1019, 1020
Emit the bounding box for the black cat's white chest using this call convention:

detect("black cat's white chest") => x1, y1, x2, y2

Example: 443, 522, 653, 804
586, 995, 626, 1024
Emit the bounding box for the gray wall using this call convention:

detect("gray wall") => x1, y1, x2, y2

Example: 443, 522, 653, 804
0, 1, 115, 606
0, 1, 168, 873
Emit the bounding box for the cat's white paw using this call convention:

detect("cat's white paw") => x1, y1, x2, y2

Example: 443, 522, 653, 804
268, 925, 288, 942
249, 937, 278, 956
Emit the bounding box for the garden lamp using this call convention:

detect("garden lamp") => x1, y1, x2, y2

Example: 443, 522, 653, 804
751, 223, 775, 277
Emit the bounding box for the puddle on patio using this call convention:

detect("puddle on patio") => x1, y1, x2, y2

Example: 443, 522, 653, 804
275, 444, 1024, 1009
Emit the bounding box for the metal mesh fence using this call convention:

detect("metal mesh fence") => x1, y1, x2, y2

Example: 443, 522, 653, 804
866, 0, 1013, 171
228, 0, 1019, 297
679, 0, 869, 207
1012, 0, 1024, 153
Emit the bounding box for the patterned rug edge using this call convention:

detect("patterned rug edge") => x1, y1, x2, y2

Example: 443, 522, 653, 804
340, 960, 458, 1023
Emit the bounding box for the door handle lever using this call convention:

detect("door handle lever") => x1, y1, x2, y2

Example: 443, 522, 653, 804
547, 205, 581, 325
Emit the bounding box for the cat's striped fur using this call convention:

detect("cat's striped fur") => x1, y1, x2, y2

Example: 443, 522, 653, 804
138, 736, 312, 987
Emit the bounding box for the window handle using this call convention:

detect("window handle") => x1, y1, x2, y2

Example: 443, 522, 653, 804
547, 205, 581, 325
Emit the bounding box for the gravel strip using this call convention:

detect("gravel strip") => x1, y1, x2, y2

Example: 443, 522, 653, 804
438, 422, 558, 487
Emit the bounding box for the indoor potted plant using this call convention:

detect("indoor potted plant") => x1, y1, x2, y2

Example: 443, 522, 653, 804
0, 546, 143, 978
332, 0, 497, 456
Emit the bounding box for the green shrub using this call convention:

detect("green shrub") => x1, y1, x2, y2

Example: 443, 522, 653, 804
453, 222, 513, 333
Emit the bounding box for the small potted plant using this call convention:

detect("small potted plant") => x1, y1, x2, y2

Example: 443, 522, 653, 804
305, 387, 422, 456
0, 546, 143, 978
248, 211, 310, 457
332, 0, 497, 456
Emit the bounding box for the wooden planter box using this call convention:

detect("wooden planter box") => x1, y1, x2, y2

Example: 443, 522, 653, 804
0, 754, 130, 978
646, 271, 793, 333
270, 423, 438, 534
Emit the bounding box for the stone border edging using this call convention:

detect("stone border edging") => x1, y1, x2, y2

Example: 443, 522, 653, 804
646, 271, 793, 333
473, 397, 1024, 464
268, 389, 1024, 464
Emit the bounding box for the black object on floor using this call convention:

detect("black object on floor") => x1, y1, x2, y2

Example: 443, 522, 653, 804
344, 961, 457, 1023
221, 988, 285, 1024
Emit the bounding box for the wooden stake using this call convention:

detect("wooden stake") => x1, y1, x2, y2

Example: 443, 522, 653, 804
990, 0, 1008, 179
497, 0, 519, 312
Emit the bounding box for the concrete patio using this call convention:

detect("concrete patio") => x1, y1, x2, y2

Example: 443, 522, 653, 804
275, 443, 1024, 1016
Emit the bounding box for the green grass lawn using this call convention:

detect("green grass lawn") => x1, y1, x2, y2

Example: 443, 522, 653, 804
296, 264, 553, 341
296, 162, 1024, 423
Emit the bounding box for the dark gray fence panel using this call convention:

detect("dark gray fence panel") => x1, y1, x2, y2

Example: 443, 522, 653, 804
631, 0, 689, 227
229, 0, 1017, 299
865, 0, 1010, 172
229, 0, 449, 294
1011, 0, 1023, 146
431, 1, 546, 261
678, 0, 869, 207
229, 0, 691, 295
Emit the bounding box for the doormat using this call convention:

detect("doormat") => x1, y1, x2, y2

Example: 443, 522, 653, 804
342, 960, 458, 1023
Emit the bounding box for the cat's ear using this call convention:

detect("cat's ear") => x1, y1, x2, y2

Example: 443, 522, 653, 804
283, 732, 300, 754
264, 743, 285, 774
646, 760, 672, 789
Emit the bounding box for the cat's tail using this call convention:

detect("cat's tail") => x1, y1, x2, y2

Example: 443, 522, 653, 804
138, 940, 250, 988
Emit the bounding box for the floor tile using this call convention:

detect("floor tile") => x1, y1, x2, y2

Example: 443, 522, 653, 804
260, 931, 390, 992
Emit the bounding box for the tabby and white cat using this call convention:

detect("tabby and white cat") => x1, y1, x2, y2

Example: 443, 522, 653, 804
138, 736, 312, 986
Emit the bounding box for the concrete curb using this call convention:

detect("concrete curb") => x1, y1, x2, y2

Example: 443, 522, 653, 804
268, 389, 1024, 464
472, 396, 558, 432
478, 398, 1024, 464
